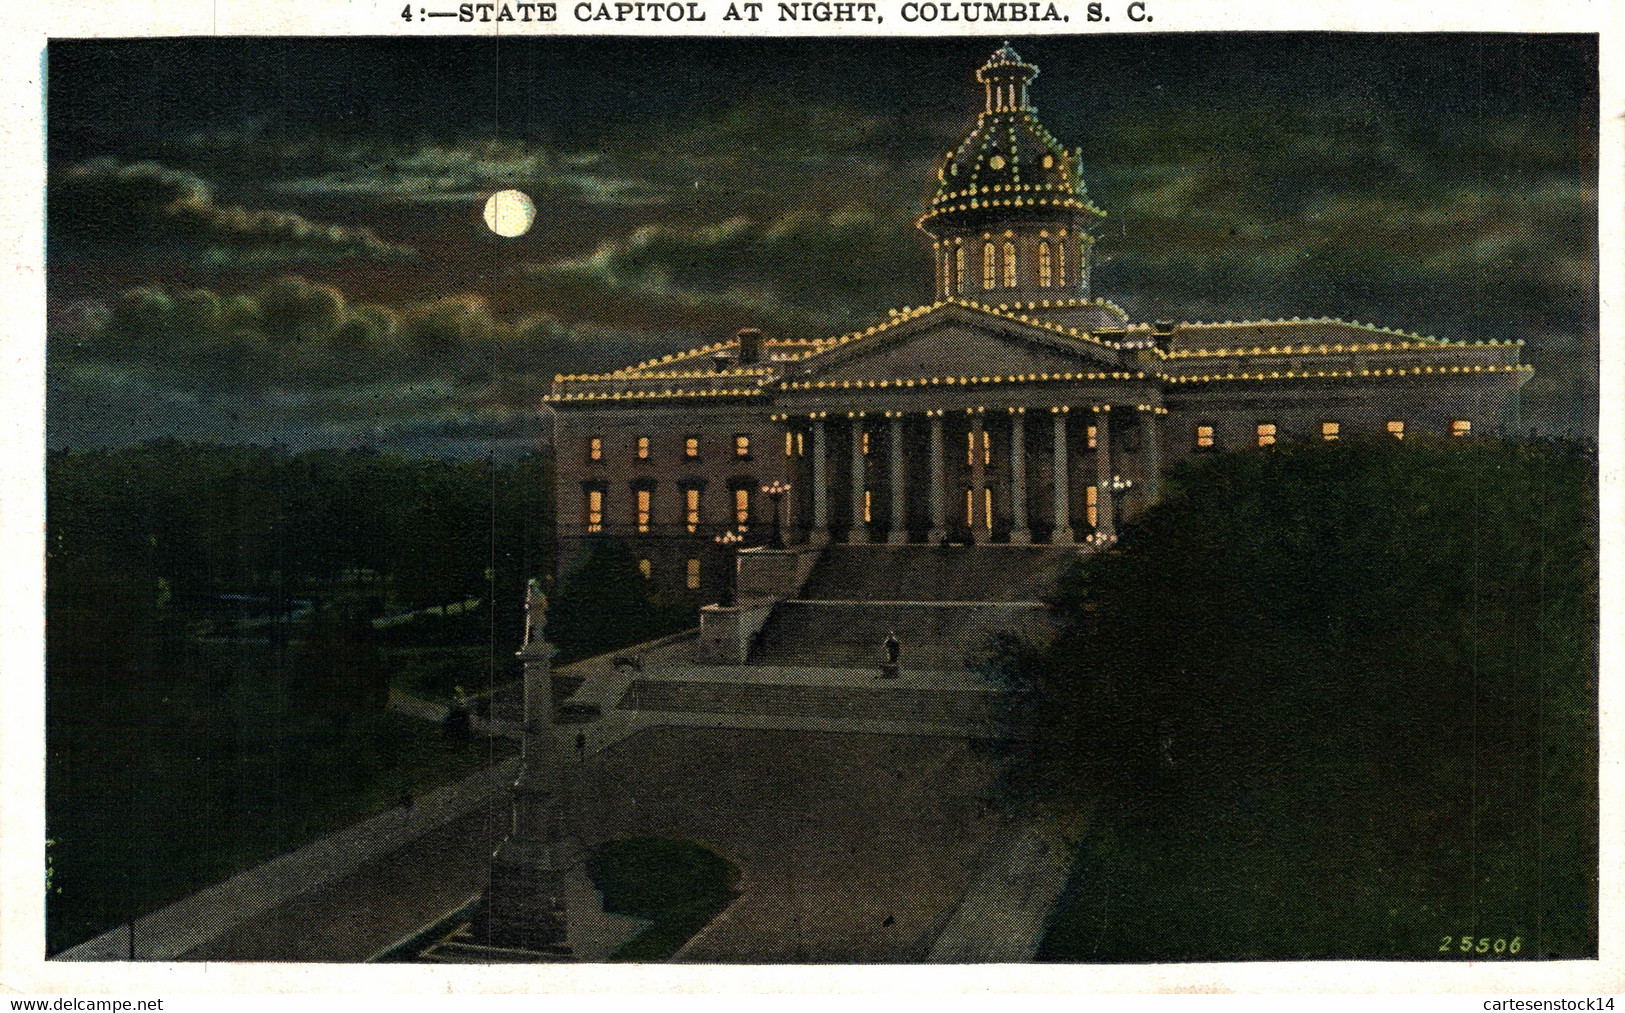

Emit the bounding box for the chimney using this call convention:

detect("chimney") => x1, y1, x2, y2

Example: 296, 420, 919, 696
1151, 320, 1178, 351
736, 327, 762, 365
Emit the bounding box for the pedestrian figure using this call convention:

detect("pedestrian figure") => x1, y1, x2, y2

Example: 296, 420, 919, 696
881, 630, 901, 679
575, 730, 586, 761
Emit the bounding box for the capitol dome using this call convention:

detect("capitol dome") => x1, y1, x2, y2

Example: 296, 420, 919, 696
920, 45, 1108, 308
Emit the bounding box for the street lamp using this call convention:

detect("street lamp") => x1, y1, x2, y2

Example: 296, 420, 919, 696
714, 529, 744, 606
1085, 477, 1134, 550
761, 480, 791, 550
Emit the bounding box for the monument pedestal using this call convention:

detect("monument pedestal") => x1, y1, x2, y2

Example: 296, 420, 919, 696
478, 835, 578, 953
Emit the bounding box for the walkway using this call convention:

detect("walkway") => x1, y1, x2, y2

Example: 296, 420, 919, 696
925, 823, 1071, 962
54, 756, 520, 961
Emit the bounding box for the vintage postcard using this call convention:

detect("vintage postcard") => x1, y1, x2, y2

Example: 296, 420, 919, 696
2, 0, 1619, 999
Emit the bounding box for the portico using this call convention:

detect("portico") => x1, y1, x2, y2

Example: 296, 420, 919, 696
774, 383, 1159, 547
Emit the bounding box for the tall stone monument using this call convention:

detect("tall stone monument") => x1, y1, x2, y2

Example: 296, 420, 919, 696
476, 578, 577, 953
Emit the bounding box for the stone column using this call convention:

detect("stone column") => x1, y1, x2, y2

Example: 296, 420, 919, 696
1009, 409, 1030, 543
1051, 408, 1074, 545
928, 413, 946, 544
969, 411, 987, 544
811, 417, 829, 547
1095, 406, 1115, 541
887, 414, 908, 545
848, 418, 868, 544
1144, 407, 1163, 505
481, 583, 573, 952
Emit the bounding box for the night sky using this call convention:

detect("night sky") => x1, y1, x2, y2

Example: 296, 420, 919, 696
46, 34, 1598, 455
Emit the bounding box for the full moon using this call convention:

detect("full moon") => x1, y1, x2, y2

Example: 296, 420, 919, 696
483, 189, 536, 238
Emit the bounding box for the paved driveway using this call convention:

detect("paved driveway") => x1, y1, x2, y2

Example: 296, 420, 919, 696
576, 727, 1010, 963
171, 726, 1008, 963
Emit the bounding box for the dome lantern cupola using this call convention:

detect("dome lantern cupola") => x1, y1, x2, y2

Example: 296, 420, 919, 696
921, 45, 1109, 309
979, 42, 1038, 113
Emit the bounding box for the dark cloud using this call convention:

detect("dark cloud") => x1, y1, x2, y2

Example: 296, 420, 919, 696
258, 139, 671, 208
517, 204, 928, 338
48, 277, 698, 453
50, 158, 417, 267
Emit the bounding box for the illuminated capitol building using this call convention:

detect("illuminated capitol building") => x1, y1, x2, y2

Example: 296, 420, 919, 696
545, 44, 1529, 603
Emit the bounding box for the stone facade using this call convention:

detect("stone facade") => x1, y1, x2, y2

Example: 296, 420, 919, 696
548, 47, 1530, 601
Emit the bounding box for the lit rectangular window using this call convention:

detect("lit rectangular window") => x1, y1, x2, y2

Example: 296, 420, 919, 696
638, 559, 652, 579
1086, 483, 1098, 527
786, 431, 795, 457
1087, 425, 1097, 450
966, 487, 975, 526
862, 431, 870, 456
967, 430, 975, 465
686, 488, 701, 533
864, 489, 872, 523
1321, 421, 1340, 441
982, 430, 991, 465
686, 559, 700, 590
1451, 419, 1471, 437
735, 434, 751, 458
796, 432, 804, 456
984, 487, 993, 530
1388, 420, 1405, 440
1195, 424, 1214, 449
637, 436, 650, 460
735, 488, 750, 530
685, 435, 700, 458
589, 436, 602, 462
587, 489, 603, 533
636, 488, 652, 533
1257, 423, 1277, 447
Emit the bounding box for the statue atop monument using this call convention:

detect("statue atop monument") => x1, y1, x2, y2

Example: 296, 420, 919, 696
522, 577, 547, 653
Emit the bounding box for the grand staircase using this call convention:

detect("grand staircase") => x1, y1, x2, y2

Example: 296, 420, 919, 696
749, 545, 1075, 670
563, 544, 1082, 743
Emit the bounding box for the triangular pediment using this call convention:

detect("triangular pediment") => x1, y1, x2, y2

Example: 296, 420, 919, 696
789, 304, 1127, 385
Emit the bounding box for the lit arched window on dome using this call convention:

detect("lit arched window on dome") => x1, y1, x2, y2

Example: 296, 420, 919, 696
1038, 241, 1053, 287
943, 252, 952, 296
982, 243, 997, 290
1002, 241, 1017, 288
955, 246, 966, 295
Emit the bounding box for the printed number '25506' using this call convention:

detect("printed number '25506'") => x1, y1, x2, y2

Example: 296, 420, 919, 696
1440, 935, 1521, 954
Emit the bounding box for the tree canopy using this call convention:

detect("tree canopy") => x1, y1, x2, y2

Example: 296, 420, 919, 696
1029, 435, 1597, 960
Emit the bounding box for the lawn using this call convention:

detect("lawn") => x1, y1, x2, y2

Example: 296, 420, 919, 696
586, 837, 740, 961
46, 639, 512, 955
